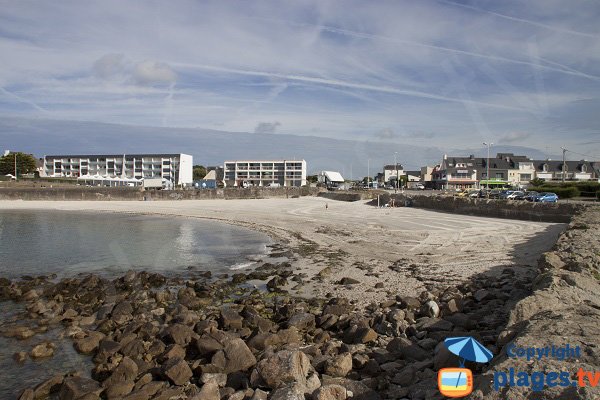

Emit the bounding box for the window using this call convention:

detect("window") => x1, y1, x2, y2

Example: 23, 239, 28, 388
495, 172, 504, 179
520, 174, 532, 181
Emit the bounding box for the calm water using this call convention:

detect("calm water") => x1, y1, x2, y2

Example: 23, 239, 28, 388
0, 210, 271, 398
0, 210, 271, 278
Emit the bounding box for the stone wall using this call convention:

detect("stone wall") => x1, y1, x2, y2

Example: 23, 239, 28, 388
0, 186, 320, 201
379, 194, 584, 223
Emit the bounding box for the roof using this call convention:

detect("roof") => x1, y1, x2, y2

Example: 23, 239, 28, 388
45, 153, 190, 159
320, 171, 344, 182
532, 160, 596, 173
383, 164, 404, 170
203, 170, 217, 180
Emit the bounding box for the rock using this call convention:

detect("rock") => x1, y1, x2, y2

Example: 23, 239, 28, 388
30, 342, 55, 359
196, 336, 224, 356
266, 276, 287, 291
220, 308, 243, 330
161, 324, 197, 346
398, 296, 421, 310
254, 350, 311, 389
321, 377, 381, 400
250, 388, 268, 400
102, 357, 138, 387
3, 325, 36, 340
421, 300, 440, 318
33, 374, 64, 398
474, 289, 493, 302
391, 365, 415, 386
338, 277, 360, 285
415, 317, 453, 332
269, 383, 306, 400
192, 381, 219, 400
287, 312, 316, 331
324, 353, 353, 377
18, 389, 34, 400
162, 358, 193, 386
356, 328, 377, 344
104, 381, 134, 399
111, 301, 133, 324
59, 377, 102, 400
222, 338, 257, 373
313, 384, 348, 400
74, 331, 106, 354
200, 372, 228, 387
13, 351, 27, 363
386, 338, 430, 361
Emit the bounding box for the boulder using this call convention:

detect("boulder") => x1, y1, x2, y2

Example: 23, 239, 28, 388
74, 331, 106, 354
33, 374, 64, 398
162, 358, 193, 386
324, 353, 352, 377
102, 357, 138, 387
59, 377, 102, 400
222, 338, 257, 373
30, 342, 55, 359
254, 350, 311, 389
313, 384, 349, 400
338, 277, 360, 285
220, 308, 243, 330
287, 312, 316, 331
268, 383, 306, 400
192, 381, 219, 400
161, 324, 197, 346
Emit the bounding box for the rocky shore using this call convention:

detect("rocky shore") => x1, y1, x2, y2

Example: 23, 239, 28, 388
0, 202, 596, 399
2, 248, 539, 400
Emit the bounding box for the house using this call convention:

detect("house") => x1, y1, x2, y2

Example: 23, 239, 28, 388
533, 160, 599, 182
432, 155, 480, 190
383, 163, 404, 187
420, 166, 435, 184
317, 171, 345, 189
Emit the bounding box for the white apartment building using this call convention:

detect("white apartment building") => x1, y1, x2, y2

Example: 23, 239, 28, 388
43, 153, 193, 186
224, 160, 307, 187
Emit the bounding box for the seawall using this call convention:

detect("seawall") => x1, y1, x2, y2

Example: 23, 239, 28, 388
0, 186, 321, 201
377, 193, 584, 223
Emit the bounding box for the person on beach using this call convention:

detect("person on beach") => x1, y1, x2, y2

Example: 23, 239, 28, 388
325, 203, 328, 210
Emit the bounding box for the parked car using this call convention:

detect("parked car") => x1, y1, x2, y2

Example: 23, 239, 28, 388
525, 191, 539, 202
415, 183, 425, 190
509, 191, 526, 200
498, 190, 514, 199
488, 189, 502, 199
535, 192, 559, 203
506, 191, 524, 200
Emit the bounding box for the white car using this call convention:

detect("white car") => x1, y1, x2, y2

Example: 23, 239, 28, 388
415, 183, 425, 190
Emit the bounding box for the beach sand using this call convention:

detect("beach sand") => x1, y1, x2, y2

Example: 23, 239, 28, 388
0, 197, 564, 307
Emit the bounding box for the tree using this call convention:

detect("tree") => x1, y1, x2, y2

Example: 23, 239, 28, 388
193, 165, 207, 180
306, 175, 318, 183
0, 152, 37, 176
529, 178, 545, 187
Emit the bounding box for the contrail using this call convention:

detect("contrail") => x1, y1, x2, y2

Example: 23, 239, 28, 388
0, 86, 49, 113
250, 16, 600, 82
318, 25, 600, 82
438, 0, 600, 39
172, 62, 532, 112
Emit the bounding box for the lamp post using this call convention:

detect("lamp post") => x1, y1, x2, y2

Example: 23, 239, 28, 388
14, 152, 17, 181
483, 142, 493, 195
394, 152, 398, 193
367, 159, 370, 189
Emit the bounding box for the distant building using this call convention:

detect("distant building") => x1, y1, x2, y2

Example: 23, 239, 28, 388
383, 163, 404, 183
533, 160, 599, 182
317, 171, 345, 189
43, 153, 193, 187
223, 160, 307, 187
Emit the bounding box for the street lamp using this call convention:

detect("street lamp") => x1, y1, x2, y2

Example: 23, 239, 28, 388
483, 142, 493, 195
394, 152, 398, 193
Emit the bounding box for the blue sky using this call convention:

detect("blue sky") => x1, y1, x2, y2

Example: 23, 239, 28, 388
1, 0, 599, 158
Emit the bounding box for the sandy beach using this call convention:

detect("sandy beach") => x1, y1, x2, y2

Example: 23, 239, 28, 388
0, 197, 564, 306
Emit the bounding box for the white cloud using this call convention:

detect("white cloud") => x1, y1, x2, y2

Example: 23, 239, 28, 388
93, 53, 125, 79
133, 61, 177, 86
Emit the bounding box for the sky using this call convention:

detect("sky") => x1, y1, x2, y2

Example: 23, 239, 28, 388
1, 0, 600, 160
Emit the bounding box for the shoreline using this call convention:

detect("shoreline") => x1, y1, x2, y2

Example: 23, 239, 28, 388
0, 197, 565, 307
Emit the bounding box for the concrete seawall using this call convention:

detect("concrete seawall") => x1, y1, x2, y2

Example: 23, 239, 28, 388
378, 193, 584, 223
0, 186, 320, 201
